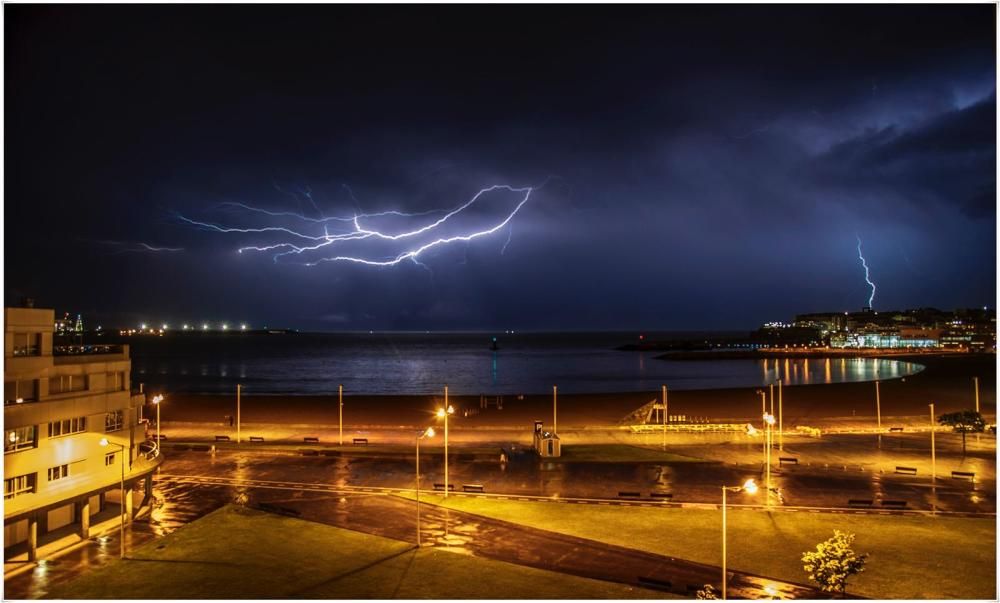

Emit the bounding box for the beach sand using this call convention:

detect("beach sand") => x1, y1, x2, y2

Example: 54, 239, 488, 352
154, 354, 995, 430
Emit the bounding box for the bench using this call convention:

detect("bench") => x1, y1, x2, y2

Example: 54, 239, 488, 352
303, 437, 319, 443
249, 436, 264, 442
299, 449, 319, 456
895, 466, 917, 475
352, 438, 368, 446
462, 484, 485, 493
952, 471, 975, 481
215, 435, 231, 442
433, 483, 456, 491
650, 492, 674, 500
779, 457, 798, 465
321, 450, 340, 456
637, 577, 673, 592
848, 499, 874, 508
880, 499, 907, 509
618, 491, 642, 498
888, 427, 904, 433
153, 434, 168, 440
191, 445, 210, 452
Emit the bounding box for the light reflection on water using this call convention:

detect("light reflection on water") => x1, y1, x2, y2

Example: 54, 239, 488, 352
129, 333, 924, 395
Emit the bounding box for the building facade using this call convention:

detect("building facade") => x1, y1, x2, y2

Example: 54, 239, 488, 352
4, 307, 162, 561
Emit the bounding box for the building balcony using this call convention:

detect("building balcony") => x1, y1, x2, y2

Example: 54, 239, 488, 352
52, 344, 129, 364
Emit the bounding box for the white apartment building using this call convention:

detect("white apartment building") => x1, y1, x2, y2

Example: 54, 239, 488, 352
4, 306, 162, 561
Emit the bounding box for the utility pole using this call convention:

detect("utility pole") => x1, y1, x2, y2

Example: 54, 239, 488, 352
339, 384, 344, 446
236, 383, 241, 444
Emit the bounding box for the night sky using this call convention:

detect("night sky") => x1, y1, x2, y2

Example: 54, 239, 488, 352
5, 5, 996, 331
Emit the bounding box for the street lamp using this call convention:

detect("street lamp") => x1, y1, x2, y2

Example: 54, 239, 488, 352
763, 413, 776, 501
151, 394, 164, 450
99, 437, 126, 559
415, 427, 435, 547
436, 400, 455, 498
721, 479, 758, 599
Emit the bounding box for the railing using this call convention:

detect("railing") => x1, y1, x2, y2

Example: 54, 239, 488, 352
53, 344, 125, 356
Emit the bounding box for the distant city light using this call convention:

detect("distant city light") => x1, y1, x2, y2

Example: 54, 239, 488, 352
222, 324, 229, 330
140, 323, 147, 330
161, 323, 168, 330
202, 324, 209, 330
183, 324, 190, 330
241, 324, 247, 330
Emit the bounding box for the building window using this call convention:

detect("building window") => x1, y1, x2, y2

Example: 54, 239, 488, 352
48, 417, 87, 438
4, 425, 38, 453
5, 474, 36, 500
47, 464, 70, 481
4, 379, 38, 405
49, 375, 87, 395
105, 452, 116, 466
11, 333, 40, 357
106, 372, 125, 392
105, 410, 124, 432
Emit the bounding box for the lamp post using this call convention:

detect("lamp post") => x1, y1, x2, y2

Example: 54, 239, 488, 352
721, 479, 758, 599
151, 394, 164, 450
974, 377, 980, 414
875, 380, 882, 449
436, 393, 454, 498
415, 427, 435, 547
99, 438, 126, 559
553, 385, 557, 434
777, 379, 783, 451
763, 413, 776, 501
661, 384, 668, 450
236, 383, 241, 444
929, 402, 936, 481
339, 384, 344, 447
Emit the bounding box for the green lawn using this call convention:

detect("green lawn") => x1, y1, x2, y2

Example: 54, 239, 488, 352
556, 444, 707, 463
410, 495, 996, 600
46, 505, 662, 599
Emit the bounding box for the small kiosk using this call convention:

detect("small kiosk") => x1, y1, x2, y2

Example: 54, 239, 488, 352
533, 420, 561, 457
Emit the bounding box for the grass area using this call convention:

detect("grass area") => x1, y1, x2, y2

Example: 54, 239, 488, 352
46, 505, 661, 599
410, 495, 996, 600
556, 444, 707, 463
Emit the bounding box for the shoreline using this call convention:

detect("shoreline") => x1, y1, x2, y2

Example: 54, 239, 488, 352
152, 353, 995, 430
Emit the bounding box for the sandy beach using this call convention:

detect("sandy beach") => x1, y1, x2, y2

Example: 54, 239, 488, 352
153, 353, 995, 430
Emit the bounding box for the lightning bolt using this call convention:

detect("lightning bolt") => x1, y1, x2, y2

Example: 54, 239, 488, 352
94, 240, 184, 253
856, 235, 875, 308
175, 182, 542, 267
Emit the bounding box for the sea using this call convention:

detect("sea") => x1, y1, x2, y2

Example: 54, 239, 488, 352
127, 331, 925, 396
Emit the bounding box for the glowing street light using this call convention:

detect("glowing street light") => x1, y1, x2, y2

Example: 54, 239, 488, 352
436, 390, 455, 498
240, 324, 247, 331
99, 437, 126, 559
182, 324, 190, 331
415, 426, 435, 547
151, 394, 164, 448
222, 324, 229, 331
721, 479, 758, 599
202, 323, 209, 331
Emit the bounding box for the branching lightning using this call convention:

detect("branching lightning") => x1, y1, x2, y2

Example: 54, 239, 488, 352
175, 183, 541, 267
95, 240, 184, 254
856, 235, 876, 308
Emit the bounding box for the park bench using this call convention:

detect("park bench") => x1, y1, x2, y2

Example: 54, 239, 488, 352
880, 499, 907, 509
637, 577, 673, 592
249, 436, 264, 442
433, 483, 455, 491
778, 457, 798, 465
618, 491, 642, 498
303, 437, 319, 443
215, 435, 230, 442
153, 434, 168, 440
952, 471, 975, 481
353, 438, 368, 446
847, 499, 873, 508
888, 427, 904, 433
462, 484, 485, 493
650, 492, 674, 500
299, 449, 319, 456
894, 466, 917, 475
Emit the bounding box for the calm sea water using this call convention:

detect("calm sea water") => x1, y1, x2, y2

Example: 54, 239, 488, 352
127, 331, 924, 395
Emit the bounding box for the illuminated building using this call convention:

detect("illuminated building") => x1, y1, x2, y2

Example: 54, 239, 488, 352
4, 306, 162, 561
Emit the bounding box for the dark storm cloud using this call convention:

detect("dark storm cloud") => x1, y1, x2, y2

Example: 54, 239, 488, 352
4, 4, 995, 330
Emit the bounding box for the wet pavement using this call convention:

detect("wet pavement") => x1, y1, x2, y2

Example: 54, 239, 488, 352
5, 440, 993, 599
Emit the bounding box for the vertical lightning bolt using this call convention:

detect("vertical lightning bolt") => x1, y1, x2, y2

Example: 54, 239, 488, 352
856, 235, 876, 309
